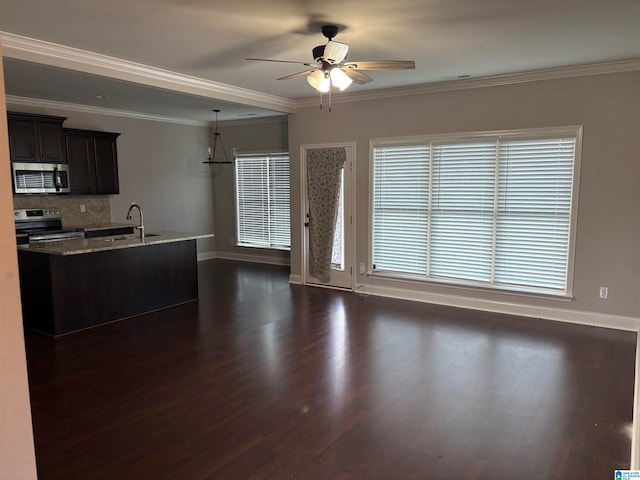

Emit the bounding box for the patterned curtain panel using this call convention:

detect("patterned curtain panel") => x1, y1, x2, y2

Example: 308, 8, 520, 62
307, 147, 346, 282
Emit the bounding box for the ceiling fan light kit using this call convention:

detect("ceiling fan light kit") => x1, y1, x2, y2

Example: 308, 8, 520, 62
307, 69, 330, 92
247, 24, 415, 110
329, 67, 352, 91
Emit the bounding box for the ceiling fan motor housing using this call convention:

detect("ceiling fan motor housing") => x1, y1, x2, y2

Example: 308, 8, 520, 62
321, 25, 339, 40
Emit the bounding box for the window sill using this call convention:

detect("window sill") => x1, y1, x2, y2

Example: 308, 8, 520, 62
235, 243, 291, 252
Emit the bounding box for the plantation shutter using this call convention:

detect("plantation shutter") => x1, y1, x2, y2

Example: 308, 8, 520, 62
372, 144, 430, 275
235, 153, 290, 249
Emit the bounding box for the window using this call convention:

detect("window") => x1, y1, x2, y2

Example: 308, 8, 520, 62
235, 152, 290, 250
371, 127, 580, 296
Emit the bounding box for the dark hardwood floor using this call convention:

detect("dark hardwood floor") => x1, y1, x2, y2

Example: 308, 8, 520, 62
25, 259, 636, 479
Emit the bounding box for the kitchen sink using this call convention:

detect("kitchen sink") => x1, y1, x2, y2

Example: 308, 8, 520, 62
102, 233, 160, 242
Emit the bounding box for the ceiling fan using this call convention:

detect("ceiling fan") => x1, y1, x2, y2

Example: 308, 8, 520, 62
247, 25, 415, 94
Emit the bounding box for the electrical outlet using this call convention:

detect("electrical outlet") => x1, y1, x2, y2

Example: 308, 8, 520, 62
80, 204, 86, 213
599, 286, 608, 299
359, 262, 366, 275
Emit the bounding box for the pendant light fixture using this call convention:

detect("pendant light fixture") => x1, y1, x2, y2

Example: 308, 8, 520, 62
203, 109, 232, 164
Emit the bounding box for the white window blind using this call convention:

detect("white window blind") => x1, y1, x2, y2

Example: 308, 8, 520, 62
495, 138, 575, 291
235, 152, 290, 250
372, 144, 430, 275
372, 130, 578, 296
431, 141, 496, 282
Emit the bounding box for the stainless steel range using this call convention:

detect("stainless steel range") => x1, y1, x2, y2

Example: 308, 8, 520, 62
14, 208, 85, 244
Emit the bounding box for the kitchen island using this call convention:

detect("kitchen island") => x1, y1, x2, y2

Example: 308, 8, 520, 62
18, 232, 213, 335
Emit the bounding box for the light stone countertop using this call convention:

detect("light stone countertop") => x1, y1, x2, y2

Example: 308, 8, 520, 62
18, 232, 214, 256
65, 222, 136, 232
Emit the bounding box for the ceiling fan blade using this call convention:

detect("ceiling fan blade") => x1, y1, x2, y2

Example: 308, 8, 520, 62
323, 41, 349, 64
246, 58, 315, 67
277, 69, 316, 81
343, 68, 373, 85
343, 60, 415, 70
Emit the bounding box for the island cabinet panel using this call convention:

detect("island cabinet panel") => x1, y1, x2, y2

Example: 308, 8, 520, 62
65, 129, 120, 194
18, 240, 198, 335
7, 112, 67, 163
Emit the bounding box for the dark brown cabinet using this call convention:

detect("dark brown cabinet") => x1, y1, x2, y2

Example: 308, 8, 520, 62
18, 240, 198, 335
7, 112, 67, 163
65, 129, 120, 194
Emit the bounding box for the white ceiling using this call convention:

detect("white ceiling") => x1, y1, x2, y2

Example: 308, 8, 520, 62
1, 0, 640, 123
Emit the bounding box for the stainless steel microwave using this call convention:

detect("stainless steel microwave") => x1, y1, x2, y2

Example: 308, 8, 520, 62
12, 162, 71, 194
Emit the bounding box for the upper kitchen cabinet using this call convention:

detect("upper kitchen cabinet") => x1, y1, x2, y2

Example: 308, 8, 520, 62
65, 129, 120, 194
7, 112, 68, 163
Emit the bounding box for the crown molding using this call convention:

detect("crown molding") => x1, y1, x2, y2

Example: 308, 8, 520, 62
6, 95, 289, 128
221, 115, 289, 128
4, 31, 639, 115
5, 95, 213, 127
294, 58, 640, 108
0, 31, 296, 114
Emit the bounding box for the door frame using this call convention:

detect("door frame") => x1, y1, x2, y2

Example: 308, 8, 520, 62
300, 142, 356, 290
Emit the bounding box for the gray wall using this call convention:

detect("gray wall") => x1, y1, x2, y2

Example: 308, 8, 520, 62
9, 70, 640, 321
211, 117, 289, 264
6, 104, 216, 254
288, 71, 640, 320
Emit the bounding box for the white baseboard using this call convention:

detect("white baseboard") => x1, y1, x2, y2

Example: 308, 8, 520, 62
197, 251, 216, 262
357, 283, 640, 332
203, 250, 290, 267
289, 274, 303, 284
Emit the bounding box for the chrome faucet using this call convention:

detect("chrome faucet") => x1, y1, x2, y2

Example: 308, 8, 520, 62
126, 203, 145, 239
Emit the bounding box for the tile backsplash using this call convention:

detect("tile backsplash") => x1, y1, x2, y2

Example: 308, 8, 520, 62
13, 195, 111, 227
